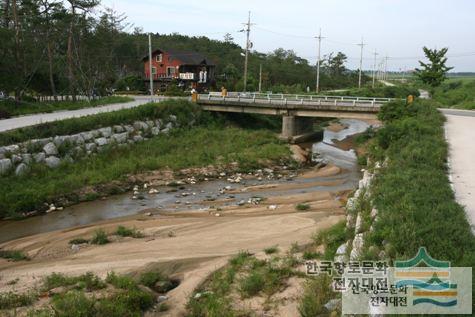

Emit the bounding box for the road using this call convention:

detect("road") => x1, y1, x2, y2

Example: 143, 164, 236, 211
442, 108, 475, 232
0, 96, 157, 133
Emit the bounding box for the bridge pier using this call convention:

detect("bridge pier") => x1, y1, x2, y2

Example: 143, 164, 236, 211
281, 116, 323, 143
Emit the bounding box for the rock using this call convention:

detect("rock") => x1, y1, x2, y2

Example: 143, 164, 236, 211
43, 142, 58, 156
80, 132, 94, 142
111, 132, 128, 144
45, 156, 61, 168
157, 295, 168, 303
370, 207, 378, 219
34, 152, 46, 163
133, 135, 144, 143
155, 119, 162, 129
95, 137, 108, 147
133, 121, 149, 130
15, 163, 29, 176
346, 213, 355, 228
237, 200, 245, 206
354, 213, 362, 234
99, 127, 113, 138
350, 233, 364, 260
215, 213, 221, 217
346, 197, 356, 212
324, 299, 341, 312
160, 127, 171, 134
168, 115, 177, 122
11, 154, 22, 164
4, 144, 20, 154
124, 125, 134, 133
113, 125, 125, 133
21, 153, 32, 164
268, 205, 277, 210
71, 244, 80, 252
0, 158, 13, 175
165, 122, 173, 129
53, 135, 67, 147
146, 120, 155, 128
70, 134, 85, 145
85, 142, 97, 152
48, 286, 67, 296
151, 127, 161, 136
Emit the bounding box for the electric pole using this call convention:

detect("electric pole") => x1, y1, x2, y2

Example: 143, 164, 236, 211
258, 63, 262, 92
315, 28, 324, 93
372, 50, 378, 88
357, 37, 366, 89
148, 33, 154, 100
384, 55, 388, 81
242, 11, 254, 92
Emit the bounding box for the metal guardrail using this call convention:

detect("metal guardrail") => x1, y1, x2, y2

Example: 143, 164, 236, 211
199, 92, 394, 108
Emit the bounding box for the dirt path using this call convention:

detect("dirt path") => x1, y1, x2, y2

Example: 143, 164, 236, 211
443, 109, 475, 232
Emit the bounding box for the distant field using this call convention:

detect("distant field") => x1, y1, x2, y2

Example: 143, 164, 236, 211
446, 76, 475, 83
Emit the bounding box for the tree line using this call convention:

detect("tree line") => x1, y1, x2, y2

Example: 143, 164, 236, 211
0, 0, 369, 101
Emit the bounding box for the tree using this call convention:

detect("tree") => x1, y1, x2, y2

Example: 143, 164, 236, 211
223, 32, 234, 43
415, 47, 453, 87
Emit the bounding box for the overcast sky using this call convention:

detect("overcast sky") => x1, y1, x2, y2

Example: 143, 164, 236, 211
100, 0, 475, 72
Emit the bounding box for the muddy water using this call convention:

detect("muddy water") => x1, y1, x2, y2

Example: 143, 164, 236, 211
0, 119, 372, 243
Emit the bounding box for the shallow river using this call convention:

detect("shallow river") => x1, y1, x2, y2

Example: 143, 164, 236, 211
0, 119, 371, 243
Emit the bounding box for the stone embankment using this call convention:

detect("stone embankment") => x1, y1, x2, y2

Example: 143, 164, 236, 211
334, 160, 385, 263
0, 115, 179, 177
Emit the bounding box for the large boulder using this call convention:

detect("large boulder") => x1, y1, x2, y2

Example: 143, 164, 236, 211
70, 134, 85, 145
133, 135, 144, 143
113, 125, 125, 133
21, 153, 32, 165
45, 156, 61, 168
111, 132, 128, 144
0, 158, 12, 175
133, 121, 149, 130
151, 127, 160, 136
85, 142, 97, 152
43, 142, 58, 156
11, 154, 22, 164
34, 152, 46, 163
4, 144, 20, 154
95, 138, 109, 147
99, 127, 113, 138
80, 131, 94, 142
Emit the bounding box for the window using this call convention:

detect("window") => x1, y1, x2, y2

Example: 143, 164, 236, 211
167, 66, 176, 77
151, 67, 157, 75
156, 54, 162, 62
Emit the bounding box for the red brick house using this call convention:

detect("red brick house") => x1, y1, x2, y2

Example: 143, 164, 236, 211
143, 49, 216, 92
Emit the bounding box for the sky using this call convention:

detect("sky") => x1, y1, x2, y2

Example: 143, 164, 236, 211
100, 0, 475, 72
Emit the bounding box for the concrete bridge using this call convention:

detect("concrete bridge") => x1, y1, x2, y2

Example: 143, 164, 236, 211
196, 92, 396, 142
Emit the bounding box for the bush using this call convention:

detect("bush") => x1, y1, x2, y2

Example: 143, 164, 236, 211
42, 272, 105, 291
68, 238, 89, 245
239, 271, 264, 297
139, 271, 164, 288
0, 250, 29, 261
263, 245, 279, 255
298, 275, 337, 316
105, 272, 137, 290
296, 203, 311, 211
115, 225, 144, 238
313, 221, 347, 260
0, 292, 36, 310
90, 229, 109, 245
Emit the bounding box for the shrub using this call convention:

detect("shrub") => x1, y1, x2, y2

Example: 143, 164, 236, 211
105, 272, 137, 290
116, 225, 144, 238
239, 271, 264, 297
139, 271, 164, 288
313, 221, 347, 260
0, 292, 36, 310
90, 229, 109, 245
51, 291, 94, 317
295, 203, 311, 211
0, 250, 29, 261
68, 238, 89, 245
298, 275, 337, 316
42, 272, 105, 291
263, 245, 279, 255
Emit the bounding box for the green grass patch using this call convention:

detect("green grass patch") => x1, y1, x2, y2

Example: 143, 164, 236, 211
0, 292, 36, 310
0, 96, 133, 119
0, 250, 29, 261
368, 100, 475, 266
298, 274, 339, 316
295, 203, 311, 211
42, 272, 106, 292
90, 229, 109, 245
263, 245, 279, 255
313, 221, 348, 260
431, 79, 475, 109
68, 238, 89, 245
115, 225, 144, 238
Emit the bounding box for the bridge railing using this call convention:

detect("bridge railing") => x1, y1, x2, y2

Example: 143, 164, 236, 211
200, 92, 394, 107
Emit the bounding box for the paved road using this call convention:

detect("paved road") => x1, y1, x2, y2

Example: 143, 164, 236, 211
0, 96, 158, 133
442, 108, 475, 233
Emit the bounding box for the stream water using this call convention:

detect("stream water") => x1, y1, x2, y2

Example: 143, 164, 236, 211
0, 119, 372, 244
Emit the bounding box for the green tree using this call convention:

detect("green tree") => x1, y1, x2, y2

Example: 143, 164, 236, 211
415, 47, 453, 87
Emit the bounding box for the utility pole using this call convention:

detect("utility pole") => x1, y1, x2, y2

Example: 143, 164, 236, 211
357, 37, 366, 89
372, 50, 378, 88
258, 63, 262, 92
242, 11, 254, 92
384, 55, 388, 81
148, 33, 154, 100
315, 28, 324, 93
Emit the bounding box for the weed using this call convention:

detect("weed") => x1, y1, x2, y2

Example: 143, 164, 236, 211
295, 203, 311, 211
302, 251, 322, 260
298, 275, 338, 316
313, 221, 347, 260
0, 250, 29, 261
0, 292, 36, 310
68, 238, 89, 245
105, 272, 136, 290
42, 272, 105, 291
90, 229, 109, 245
116, 225, 144, 238
264, 245, 279, 255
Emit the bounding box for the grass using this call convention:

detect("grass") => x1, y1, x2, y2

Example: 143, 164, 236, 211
263, 245, 279, 255
298, 274, 338, 316
0, 99, 203, 147
0, 125, 290, 218
68, 238, 89, 245
0, 250, 29, 261
312, 221, 348, 260
325, 84, 419, 99
90, 229, 109, 245
368, 100, 475, 266
42, 272, 106, 292
295, 203, 311, 211
115, 225, 144, 238
430, 79, 475, 109
0, 292, 36, 310
0, 96, 133, 119
187, 251, 298, 316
